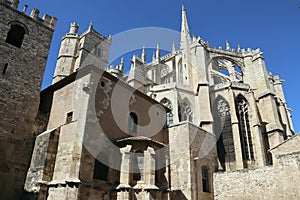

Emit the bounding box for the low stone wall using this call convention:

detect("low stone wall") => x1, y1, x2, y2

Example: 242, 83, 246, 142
214, 152, 300, 200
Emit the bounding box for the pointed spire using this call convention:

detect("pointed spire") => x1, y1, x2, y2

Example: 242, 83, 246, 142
119, 57, 124, 72
152, 52, 155, 62
181, 5, 191, 50
88, 21, 93, 31
237, 44, 241, 52
181, 5, 190, 36
226, 40, 230, 50
172, 41, 176, 54
108, 34, 112, 41
142, 46, 146, 63
156, 43, 160, 62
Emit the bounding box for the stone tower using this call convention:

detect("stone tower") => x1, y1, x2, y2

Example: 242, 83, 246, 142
52, 22, 111, 84
0, 0, 56, 199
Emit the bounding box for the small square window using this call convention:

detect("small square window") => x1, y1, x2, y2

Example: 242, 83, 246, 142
66, 112, 73, 124
100, 81, 105, 88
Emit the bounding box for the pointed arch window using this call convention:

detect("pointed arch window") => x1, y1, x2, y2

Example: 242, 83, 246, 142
160, 98, 173, 125
213, 97, 235, 171
236, 96, 254, 161
179, 100, 193, 122
128, 112, 138, 134
178, 59, 183, 83
93, 153, 109, 180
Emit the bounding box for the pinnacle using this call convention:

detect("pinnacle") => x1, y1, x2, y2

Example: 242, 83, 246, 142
182, 4, 185, 11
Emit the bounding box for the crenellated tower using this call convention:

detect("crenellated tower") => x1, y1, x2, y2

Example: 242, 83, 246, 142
0, 0, 56, 199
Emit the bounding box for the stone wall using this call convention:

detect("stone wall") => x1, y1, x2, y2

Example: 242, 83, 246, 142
0, 1, 55, 199
24, 128, 60, 196
214, 151, 300, 200
168, 122, 216, 200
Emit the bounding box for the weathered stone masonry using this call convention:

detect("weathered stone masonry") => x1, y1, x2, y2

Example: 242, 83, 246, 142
0, 0, 56, 199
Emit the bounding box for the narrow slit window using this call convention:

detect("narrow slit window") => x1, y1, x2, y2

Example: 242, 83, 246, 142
202, 167, 210, 193
2, 63, 8, 75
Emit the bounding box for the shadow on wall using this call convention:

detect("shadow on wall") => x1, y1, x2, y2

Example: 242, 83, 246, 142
169, 190, 188, 200
23, 192, 39, 200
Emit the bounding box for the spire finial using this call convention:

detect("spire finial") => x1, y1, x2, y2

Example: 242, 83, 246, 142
172, 41, 176, 53
88, 21, 93, 31
119, 57, 124, 73
152, 52, 155, 62
156, 43, 161, 62
226, 40, 230, 50
142, 46, 146, 63
182, 4, 185, 11
69, 22, 79, 34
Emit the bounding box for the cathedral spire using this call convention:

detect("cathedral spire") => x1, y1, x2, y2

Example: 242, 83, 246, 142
180, 5, 191, 49
181, 5, 190, 35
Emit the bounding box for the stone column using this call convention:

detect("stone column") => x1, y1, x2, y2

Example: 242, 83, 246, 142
287, 108, 295, 135
196, 83, 213, 133
144, 147, 157, 187
172, 91, 180, 124
267, 130, 284, 150
144, 147, 159, 200
228, 89, 244, 170
246, 92, 266, 167
278, 102, 293, 137
116, 145, 132, 200
117, 191, 131, 200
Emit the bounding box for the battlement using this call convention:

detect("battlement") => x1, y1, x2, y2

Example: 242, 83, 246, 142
0, 0, 57, 30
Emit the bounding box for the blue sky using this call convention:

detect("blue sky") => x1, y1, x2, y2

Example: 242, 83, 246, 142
20, 0, 299, 132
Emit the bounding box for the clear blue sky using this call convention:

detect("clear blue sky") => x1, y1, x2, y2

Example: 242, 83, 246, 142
20, 0, 299, 133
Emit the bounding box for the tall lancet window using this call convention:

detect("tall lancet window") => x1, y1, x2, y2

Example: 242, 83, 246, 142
178, 59, 183, 84
213, 97, 235, 171
236, 96, 254, 161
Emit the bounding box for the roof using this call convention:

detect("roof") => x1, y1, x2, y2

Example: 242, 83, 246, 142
269, 133, 300, 152
40, 65, 171, 112
116, 136, 166, 148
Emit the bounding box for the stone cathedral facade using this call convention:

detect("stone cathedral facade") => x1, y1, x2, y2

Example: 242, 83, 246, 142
0, 1, 299, 200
